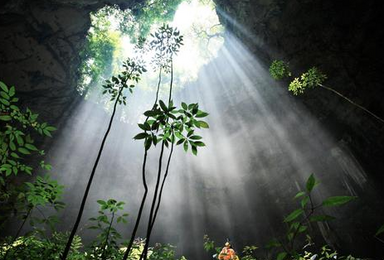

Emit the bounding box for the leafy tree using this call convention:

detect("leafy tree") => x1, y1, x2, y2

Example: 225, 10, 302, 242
269, 60, 384, 124
78, 8, 122, 96
61, 58, 146, 259
78, 0, 188, 96
122, 0, 186, 41
87, 199, 128, 260
120, 24, 209, 260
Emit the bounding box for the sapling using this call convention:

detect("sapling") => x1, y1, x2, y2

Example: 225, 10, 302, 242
135, 26, 208, 260
267, 174, 356, 259
61, 58, 146, 259
122, 24, 184, 260
88, 199, 128, 260
121, 25, 209, 260
269, 60, 384, 124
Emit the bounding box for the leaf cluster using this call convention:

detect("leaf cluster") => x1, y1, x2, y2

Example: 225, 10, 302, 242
288, 67, 327, 95
13, 175, 66, 235
1, 233, 84, 260
149, 24, 184, 72
269, 60, 291, 80
0, 81, 56, 183
102, 58, 147, 105
134, 100, 209, 155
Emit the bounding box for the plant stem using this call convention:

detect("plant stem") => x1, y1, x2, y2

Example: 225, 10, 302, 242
122, 150, 149, 260
151, 142, 174, 228
14, 207, 32, 240
61, 86, 124, 260
122, 68, 163, 260
318, 84, 384, 124
290, 194, 315, 252
140, 141, 166, 260
101, 212, 115, 260
140, 57, 175, 260
168, 58, 174, 104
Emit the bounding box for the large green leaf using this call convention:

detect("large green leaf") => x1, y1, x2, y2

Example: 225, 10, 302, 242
198, 121, 209, 128
322, 196, 357, 207
133, 132, 148, 140
284, 208, 304, 222
306, 174, 316, 192
294, 191, 306, 199
0, 81, 8, 92
18, 147, 31, 155
0, 115, 11, 121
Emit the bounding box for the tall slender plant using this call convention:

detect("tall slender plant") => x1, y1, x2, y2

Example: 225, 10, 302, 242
61, 58, 146, 259
122, 25, 209, 260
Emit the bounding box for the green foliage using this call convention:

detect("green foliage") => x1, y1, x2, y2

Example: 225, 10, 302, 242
149, 243, 176, 260
269, 60, 291, 80
298, 245, 362, 260
203, 234, 221, 254
0, 81, 58, 232
134, 101, 209, 155
1, 233, 84, 260
148, 24, 184, 72
269, 60, 384, 123
78, 7, 122, 95
19, 175, 66, 235
288, 67, 327, 95
78, 0, 186, 95
268, 174, 356, 258
101, 58, 147, 105
0, 81, 56, 183
87, 199, 128, 259
242, 245, 259, 260
125, 0, 185, 40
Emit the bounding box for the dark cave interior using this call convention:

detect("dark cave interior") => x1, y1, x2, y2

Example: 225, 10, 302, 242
1, 0, 384, 259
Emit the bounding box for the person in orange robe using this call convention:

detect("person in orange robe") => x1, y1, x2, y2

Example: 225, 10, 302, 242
218, 242, 237, 260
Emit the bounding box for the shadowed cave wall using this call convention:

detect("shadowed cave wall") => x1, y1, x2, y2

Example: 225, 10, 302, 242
1, 0, 384, 258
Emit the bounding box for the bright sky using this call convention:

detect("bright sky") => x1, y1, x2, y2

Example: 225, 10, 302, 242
120, 0, 224, 86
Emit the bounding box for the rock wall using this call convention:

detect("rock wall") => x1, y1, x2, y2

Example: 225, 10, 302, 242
214, 0, 384, 185
0, 0, 143, 127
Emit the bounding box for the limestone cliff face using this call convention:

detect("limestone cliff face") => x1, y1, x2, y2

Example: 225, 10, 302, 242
0, 0, 143, 127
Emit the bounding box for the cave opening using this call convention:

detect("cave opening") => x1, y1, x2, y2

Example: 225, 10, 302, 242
1, 0, 384, 259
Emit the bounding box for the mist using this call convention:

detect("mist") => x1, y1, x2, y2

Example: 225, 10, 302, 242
40, 30, 384, 259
